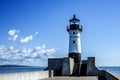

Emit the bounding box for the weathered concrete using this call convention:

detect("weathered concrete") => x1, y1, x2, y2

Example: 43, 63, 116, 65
0, 70, 52, 80
62, 58, 74, 76
47, 56, 120, 80
80, 60, 87, 76
72, 63, 81, 76
48, 58, 63, 76
40, 76, 98, 80
48, 58, 63, 70
62, 58, 70, 76
87, 57, 99, 76
69, 57, 74, 75
104, 70, 120, 80
48, 57, 74, 76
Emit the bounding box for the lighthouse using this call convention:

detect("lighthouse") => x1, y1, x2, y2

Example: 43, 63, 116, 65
67, 15, 82, 63
47, 15, 118, 79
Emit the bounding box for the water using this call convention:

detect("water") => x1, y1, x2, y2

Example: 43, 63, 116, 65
99, 66, 120, 75
0, 66, 120, 76
0, 67, 45, 74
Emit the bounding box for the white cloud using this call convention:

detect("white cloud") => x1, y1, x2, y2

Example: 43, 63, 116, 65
8, 30, 19, 36
42, 44, 45, 49
9, 46, 14, 50
8, 29, 19, 41
8, 30, 38, 43
20, 32, 38, 44
0, 45, 59, 66
20, 35, 33, 43
12, 34, 18, 41
0, 45, 6, 53
34, 32, 38, 36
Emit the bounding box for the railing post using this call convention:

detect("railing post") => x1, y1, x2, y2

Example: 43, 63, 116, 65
49, 70, 53, 78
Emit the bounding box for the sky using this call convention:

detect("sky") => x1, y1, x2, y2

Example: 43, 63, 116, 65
0, 0, 120, 66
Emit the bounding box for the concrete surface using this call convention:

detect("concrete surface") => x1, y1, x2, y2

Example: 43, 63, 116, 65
40, 76, 98, 80
62, 58, 74, 76
87, 57, 99, 76
62, 58, 71, 76
104, 70, 120, 80
0, 70, 51, 80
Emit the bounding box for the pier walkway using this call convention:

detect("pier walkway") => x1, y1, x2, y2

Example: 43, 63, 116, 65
40, 76, 98, 80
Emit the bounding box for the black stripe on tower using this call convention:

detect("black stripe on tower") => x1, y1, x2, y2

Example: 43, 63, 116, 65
69, 52, 81, 63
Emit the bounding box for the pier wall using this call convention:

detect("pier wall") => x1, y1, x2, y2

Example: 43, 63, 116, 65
0, 70, 52, 80
87, 57, 99, 76
85, 57, 120, 80
104, 70, 120, 80
62, 57, 74, 76
48, 57, 74, 76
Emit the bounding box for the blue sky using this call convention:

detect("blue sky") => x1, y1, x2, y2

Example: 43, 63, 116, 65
0, 0, 120, 66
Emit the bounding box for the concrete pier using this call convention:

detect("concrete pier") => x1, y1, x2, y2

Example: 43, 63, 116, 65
40, 76, 98, 80
0, 70, 53, 80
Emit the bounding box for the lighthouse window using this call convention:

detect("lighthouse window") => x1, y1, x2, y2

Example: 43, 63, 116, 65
73, 40, 75, 44
73, 32, 75, 34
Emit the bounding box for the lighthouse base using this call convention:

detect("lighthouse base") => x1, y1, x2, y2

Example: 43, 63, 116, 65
69, 52, 81, 63
46, 57, 120, 80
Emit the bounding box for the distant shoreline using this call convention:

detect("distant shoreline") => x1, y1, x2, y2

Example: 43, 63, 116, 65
0, 65, 32, 68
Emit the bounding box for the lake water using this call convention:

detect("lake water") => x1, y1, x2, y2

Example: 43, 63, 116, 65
0, 66, 120, 75
0, 67, 45, 74
99, 66, 120, 75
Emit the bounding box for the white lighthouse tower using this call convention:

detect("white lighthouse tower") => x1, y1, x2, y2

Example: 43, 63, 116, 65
67, 15, 82, 63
